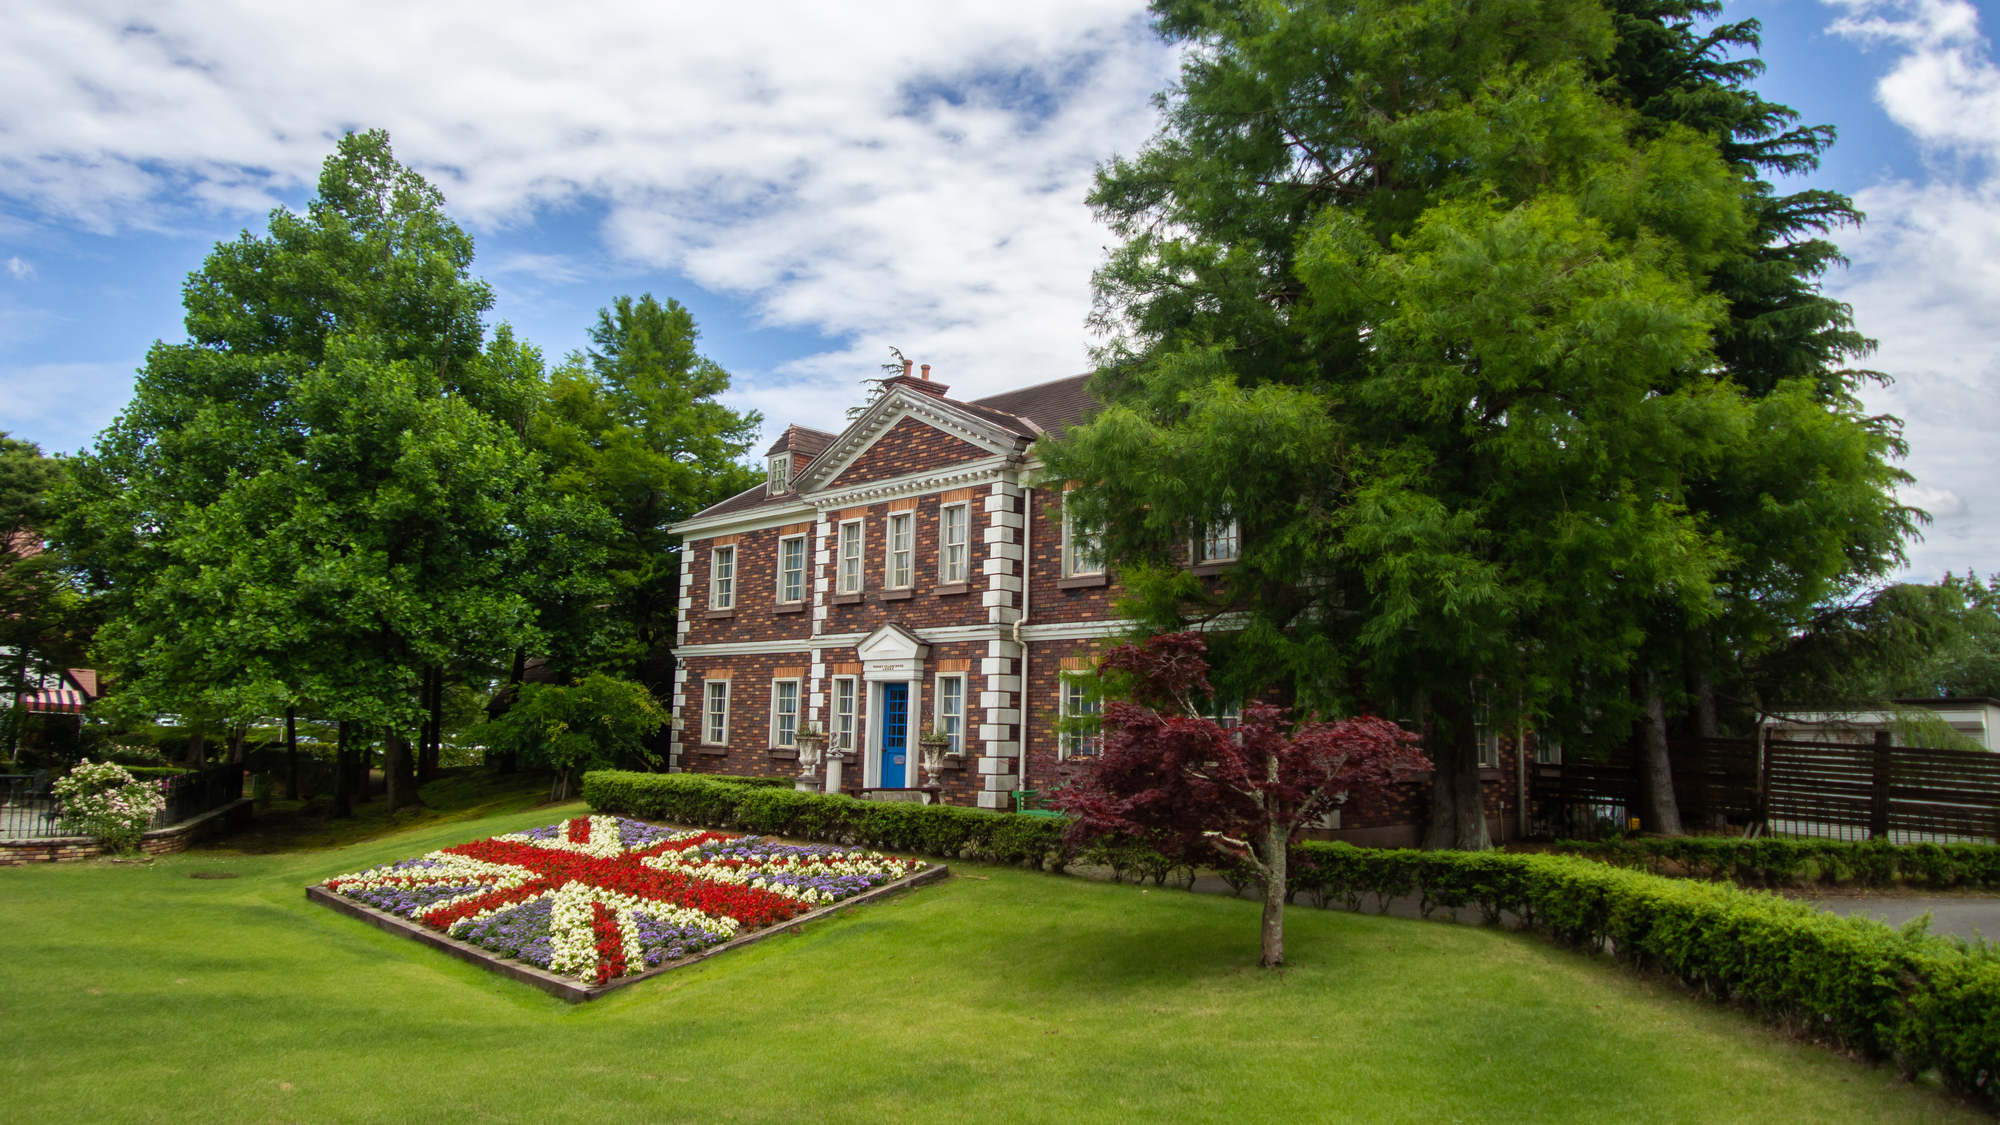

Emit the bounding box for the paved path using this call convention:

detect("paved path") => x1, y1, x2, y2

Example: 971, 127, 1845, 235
1075, 864, 2000, 942
1803, 896, 2000, 943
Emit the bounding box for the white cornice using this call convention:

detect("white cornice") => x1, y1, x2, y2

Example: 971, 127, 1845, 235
810, 457, 1017, 512
670, 496, 816, 539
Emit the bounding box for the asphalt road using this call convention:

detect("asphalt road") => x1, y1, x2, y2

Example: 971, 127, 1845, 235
1804, 896, 2000, 943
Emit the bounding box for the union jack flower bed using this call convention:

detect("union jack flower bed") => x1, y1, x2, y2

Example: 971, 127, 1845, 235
316, 815, 929, 988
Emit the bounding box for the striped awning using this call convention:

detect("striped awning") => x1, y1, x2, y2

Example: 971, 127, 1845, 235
23, 689, 88, 713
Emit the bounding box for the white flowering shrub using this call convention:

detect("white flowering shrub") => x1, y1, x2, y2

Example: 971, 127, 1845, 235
53, 760, 166, 852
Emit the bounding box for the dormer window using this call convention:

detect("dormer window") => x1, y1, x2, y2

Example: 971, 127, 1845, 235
767, 453, 792, 496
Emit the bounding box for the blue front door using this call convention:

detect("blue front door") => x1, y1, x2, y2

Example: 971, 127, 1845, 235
880, 683, 909, 788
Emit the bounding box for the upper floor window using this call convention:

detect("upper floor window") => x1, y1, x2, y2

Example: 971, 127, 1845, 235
838, 521, 864, 594
778, 535, 807, 603
940, 502, 969, 584
710, 545, 735, 610
1062, 493, 1103, 577
767, 453, 792, 496
886, 511, 914, 589
1196, 512, 1239, 564
1534, 735, 1562, 765
1060, 674, 1103, 759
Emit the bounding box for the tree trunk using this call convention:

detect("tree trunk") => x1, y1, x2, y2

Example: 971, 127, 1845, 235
332, 721, 353, 818
1639, 677, 1685, 835
386, 732, 422, 812
1422, 696, 1492, 851
417, 668, 441, 782
495, 649, 526, 773
228, 722, 246, 764
1259, 819, 1289, 967
1694, 668, 1721, 740
285, 708, 301, 800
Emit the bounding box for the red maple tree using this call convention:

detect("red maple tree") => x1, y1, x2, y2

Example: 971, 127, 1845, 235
1052, 632, 1427, 966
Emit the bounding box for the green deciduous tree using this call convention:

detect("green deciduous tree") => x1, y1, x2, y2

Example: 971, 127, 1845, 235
1045, 0, 1912, 848
476, 673, 668, 801
57, 130, 608, 811
529, 294, 760, 689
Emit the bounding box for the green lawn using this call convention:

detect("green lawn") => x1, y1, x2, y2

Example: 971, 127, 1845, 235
0, 805, 1981, 1124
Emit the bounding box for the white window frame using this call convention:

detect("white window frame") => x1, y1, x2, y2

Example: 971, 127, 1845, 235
1059, 673, 1102, 760
1062, 492, 1103, 578
710, 545, 735, 610
770, 678, 801, 749
832, 677, 859, 755
703, 680, 730, 746
934, 673, 965, 755
939, 501, 969, 584
885, 511, 914, 589
1535, 736, 1562, 765
1475, 696, 1500, 769
767, 452, 792, 496
838, 520, 865, 594
1196, 512, 1239, 564
777, 535, 807, 604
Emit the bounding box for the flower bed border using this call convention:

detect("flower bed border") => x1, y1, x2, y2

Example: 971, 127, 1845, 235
306, 859, 949, 1003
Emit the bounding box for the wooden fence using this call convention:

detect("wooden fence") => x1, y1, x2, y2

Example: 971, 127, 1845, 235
1531, 731, 2000, 844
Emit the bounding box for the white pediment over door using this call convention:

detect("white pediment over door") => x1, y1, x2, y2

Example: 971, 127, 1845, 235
857, 623, 930, 682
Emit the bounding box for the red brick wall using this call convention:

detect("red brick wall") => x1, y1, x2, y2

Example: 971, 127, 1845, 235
680, 641, 988, 806
827, 417, 992, 489
683, 526, 816, 649
820, 494, 986, 635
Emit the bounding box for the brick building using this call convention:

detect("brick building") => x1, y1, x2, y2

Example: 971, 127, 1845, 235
666, 364, 1530, 841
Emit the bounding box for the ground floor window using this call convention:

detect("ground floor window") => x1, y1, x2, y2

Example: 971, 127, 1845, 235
771, 679, 800, 748
833, 677, 857, 755
935, 674, 964, 754
704, 680, 730, 745
1060, 675, 1102, 760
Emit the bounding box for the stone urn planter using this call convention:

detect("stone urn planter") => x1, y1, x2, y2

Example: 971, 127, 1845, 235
795, 725, 829, 794
918, 731, 953, 792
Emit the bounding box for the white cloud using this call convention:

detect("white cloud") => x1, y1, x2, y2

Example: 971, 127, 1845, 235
0, 361, 138, 453
0, 1, 1174, 431
4, 257, 31, 280
1825, 0, 2000, 579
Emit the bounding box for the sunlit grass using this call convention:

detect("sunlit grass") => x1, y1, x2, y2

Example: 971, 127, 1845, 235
0, 803, 1980, 1124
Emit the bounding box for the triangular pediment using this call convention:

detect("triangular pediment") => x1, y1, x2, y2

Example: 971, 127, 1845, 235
794, 387, 1030, 495
856, 623, 930, 663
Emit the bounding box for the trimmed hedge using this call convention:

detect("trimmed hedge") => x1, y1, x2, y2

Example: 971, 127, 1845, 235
581, 770, 1068, 866
1547, 836, 2000, 890
1291, 842, 2000, 1104
703, 775, 794, 789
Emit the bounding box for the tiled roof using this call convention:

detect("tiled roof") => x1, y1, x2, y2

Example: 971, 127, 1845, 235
686, 480, 796, 521
969, 373, 1098, 438
764, 424, 837, 461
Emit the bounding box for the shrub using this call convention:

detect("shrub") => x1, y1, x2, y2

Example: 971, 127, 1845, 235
51, 760, 165, 853
1289, 842, 2000, 1107
581, 770, 1069, 867
1547, 836, 2000, 890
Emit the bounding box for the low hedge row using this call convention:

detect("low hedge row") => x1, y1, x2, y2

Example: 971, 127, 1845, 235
1546, 836, 2000, 890
702, 775, 794, 789
581, 770, 1068, 866
1290, 842, 2000, 1104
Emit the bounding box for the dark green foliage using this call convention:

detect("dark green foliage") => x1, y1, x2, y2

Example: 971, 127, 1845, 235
1546, 836, 2000, 890
1288, 842, 2000, 1103
581, 770, 1069, 866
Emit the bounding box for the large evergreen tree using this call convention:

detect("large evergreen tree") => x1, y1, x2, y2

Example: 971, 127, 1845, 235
1044, 0, 1912, 848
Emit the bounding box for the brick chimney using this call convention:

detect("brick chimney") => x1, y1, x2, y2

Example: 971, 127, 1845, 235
881, 360, 948, 398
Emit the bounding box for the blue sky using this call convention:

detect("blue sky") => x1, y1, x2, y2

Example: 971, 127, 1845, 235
1, 0, 1994, 579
